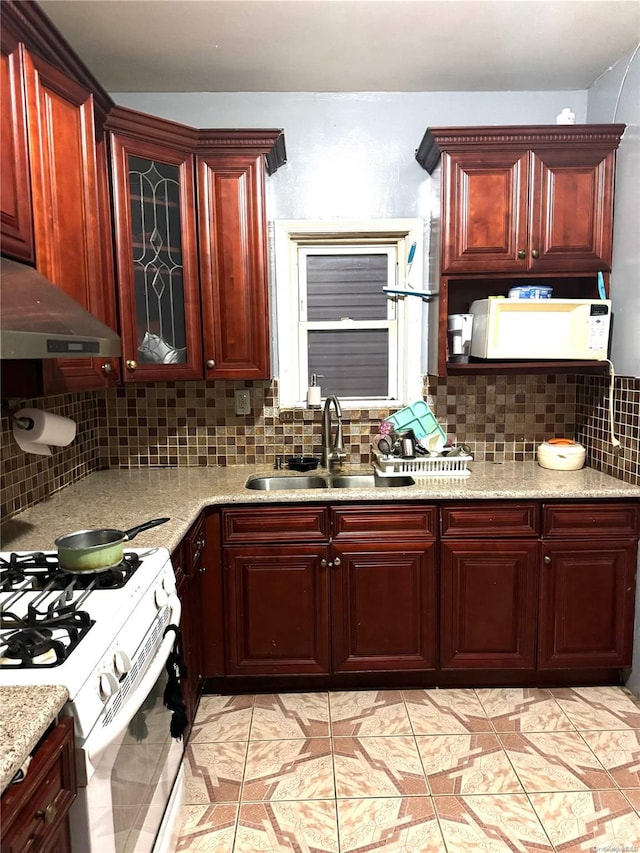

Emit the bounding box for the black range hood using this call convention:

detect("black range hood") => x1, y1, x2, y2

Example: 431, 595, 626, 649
0, 258, 121, 359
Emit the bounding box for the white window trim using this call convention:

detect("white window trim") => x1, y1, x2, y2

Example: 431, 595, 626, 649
274, 219, 424, 409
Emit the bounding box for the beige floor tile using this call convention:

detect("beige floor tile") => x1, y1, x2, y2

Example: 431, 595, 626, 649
582, 729, 640, 788
250, 692, 330, 740
475, 686, 574, 732
403, 688, 492, 734
329, 689, 412, 736
500, 731, 615, 793
416, 733, 523, 795
242, 738, 335, 801
191, 695, 253, 743
551, 686, 640, 731
624, 788, 640, 813
529, 789, 640, 852
337, 797, 446, 852
183, 741, 247, 804
435, 793, 554, 852
333, 735, 428, 798
176, 804, 238, 852
234, 800, 338, 852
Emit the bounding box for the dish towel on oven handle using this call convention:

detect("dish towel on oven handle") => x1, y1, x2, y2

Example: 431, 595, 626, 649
163, 625, 188, 739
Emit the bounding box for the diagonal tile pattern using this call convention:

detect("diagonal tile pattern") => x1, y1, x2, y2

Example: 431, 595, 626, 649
176, 686, 640, 851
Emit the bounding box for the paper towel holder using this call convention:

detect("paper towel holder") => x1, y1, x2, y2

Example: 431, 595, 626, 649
13, 415, 35, 431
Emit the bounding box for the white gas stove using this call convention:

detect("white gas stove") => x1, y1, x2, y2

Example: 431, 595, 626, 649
0, 547, 184, 853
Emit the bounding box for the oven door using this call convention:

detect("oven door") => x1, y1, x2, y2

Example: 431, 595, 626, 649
71, 596, 185, 853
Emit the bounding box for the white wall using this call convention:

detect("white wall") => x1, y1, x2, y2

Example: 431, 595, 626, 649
585, 45, 640, 697
587, 45, 640, 379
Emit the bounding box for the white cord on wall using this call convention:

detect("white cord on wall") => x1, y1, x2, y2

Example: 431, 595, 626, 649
605, 358, 621, 448
613, 42, 640, 121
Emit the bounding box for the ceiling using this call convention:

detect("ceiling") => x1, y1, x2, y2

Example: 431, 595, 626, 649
38, 0, 640, 93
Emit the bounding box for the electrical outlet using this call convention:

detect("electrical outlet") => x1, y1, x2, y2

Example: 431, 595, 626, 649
235, 389, 251, 415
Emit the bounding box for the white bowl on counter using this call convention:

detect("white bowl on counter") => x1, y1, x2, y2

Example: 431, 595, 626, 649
537, 439, 586, 471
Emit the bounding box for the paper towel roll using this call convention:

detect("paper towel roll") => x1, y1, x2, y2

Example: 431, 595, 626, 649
12, 408, 76, 456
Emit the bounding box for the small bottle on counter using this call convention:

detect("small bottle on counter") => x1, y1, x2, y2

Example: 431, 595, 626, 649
307, 374, 321, 408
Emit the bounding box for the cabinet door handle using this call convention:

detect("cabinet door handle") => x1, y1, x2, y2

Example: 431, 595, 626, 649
531, 249, 540, 259
518, 250, 526, 259
101, 362, 113, 374
544, 555, 551, 564
333, 557, 341, 566
37, 802, 57, 825
126, 359, 137, 370
320, 559, 328, 567
206, 359, 216, 369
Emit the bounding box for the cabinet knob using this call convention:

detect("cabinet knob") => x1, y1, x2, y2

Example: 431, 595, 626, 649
206, 359, 216, 369
126, 359, 137, 370
101, 362, 113, 374
37, 802, 57, 825
320, 559, 328, 567
333, 556, 341, 566
518, 250, 526, 259
544, 555, 551, 564
531, 249, 540, 259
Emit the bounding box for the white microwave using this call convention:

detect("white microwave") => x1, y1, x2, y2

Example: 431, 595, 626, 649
469, 298, 611, 361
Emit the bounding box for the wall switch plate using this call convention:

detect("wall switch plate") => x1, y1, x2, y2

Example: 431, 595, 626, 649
235, 389, 251, 415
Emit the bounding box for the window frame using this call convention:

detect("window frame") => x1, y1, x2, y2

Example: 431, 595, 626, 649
274, 219, 424, 409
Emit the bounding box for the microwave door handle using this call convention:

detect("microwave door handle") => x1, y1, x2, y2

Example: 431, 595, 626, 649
82, 594, 182, 770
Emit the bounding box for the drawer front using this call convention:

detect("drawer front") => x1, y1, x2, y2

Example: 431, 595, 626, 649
331, 504, 437, 540
440, 502, 539, 538
1, 717, 76, 853
222, 506, 329, 543
543, 502, 640, 538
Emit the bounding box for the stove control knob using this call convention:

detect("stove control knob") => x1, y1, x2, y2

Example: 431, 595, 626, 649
155, 586, 170, 608
113, 650, 132, 677
162, 575, 176, 595
98, 671, 119, 701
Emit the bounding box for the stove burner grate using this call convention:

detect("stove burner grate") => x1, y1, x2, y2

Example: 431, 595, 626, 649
0, 551, 141, 592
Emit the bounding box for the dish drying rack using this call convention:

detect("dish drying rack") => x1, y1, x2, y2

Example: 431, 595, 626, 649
373, 450, 472, 477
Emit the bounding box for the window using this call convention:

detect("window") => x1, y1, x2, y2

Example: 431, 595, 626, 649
274, 219, 424, 409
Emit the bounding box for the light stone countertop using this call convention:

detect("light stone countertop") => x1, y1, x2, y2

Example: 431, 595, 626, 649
0, 685, 69, 793
2, 461, 639, 554
0, 461, 638, 791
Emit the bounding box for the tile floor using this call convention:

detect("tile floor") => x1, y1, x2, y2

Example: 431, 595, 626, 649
176, 685, 640, 852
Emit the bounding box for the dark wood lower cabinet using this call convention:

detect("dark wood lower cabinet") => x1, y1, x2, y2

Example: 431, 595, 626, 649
224, 545, 331, 675
440, 540, 539, 669
331, 542, 437, 672
1, 717, 76, 853
538, 539, 638, 669
208, 499, 640, 691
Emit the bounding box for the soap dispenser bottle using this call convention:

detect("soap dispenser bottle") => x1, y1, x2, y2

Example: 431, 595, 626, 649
307, 374, 321, 408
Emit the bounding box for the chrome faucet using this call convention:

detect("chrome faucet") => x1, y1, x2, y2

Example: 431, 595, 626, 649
321, 395, 347, 469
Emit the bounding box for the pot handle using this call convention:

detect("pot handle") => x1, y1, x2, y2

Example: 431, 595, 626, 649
123, 518, 170, 541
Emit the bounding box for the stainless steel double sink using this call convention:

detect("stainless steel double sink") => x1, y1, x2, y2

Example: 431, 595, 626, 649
245, 473, 415, 491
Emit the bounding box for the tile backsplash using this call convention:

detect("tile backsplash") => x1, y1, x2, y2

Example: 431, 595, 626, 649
1, 373, 638, 522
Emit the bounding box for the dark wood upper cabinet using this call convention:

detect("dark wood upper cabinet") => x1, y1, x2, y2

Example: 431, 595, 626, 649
416, 124, 625, 376
1, 34, 34, 263
107, 108, 284, 382
197, 147, 271, 378
108, 125, 203, 382
1, 4, 119, 394
418, 125, 624, 275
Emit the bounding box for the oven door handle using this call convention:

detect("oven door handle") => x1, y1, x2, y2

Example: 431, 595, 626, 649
83, 594, 182, 770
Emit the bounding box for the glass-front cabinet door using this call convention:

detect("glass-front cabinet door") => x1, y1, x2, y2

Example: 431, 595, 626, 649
109, 133, 203, 381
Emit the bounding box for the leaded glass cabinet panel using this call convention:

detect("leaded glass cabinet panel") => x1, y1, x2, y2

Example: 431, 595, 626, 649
109, 133, 202, 382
